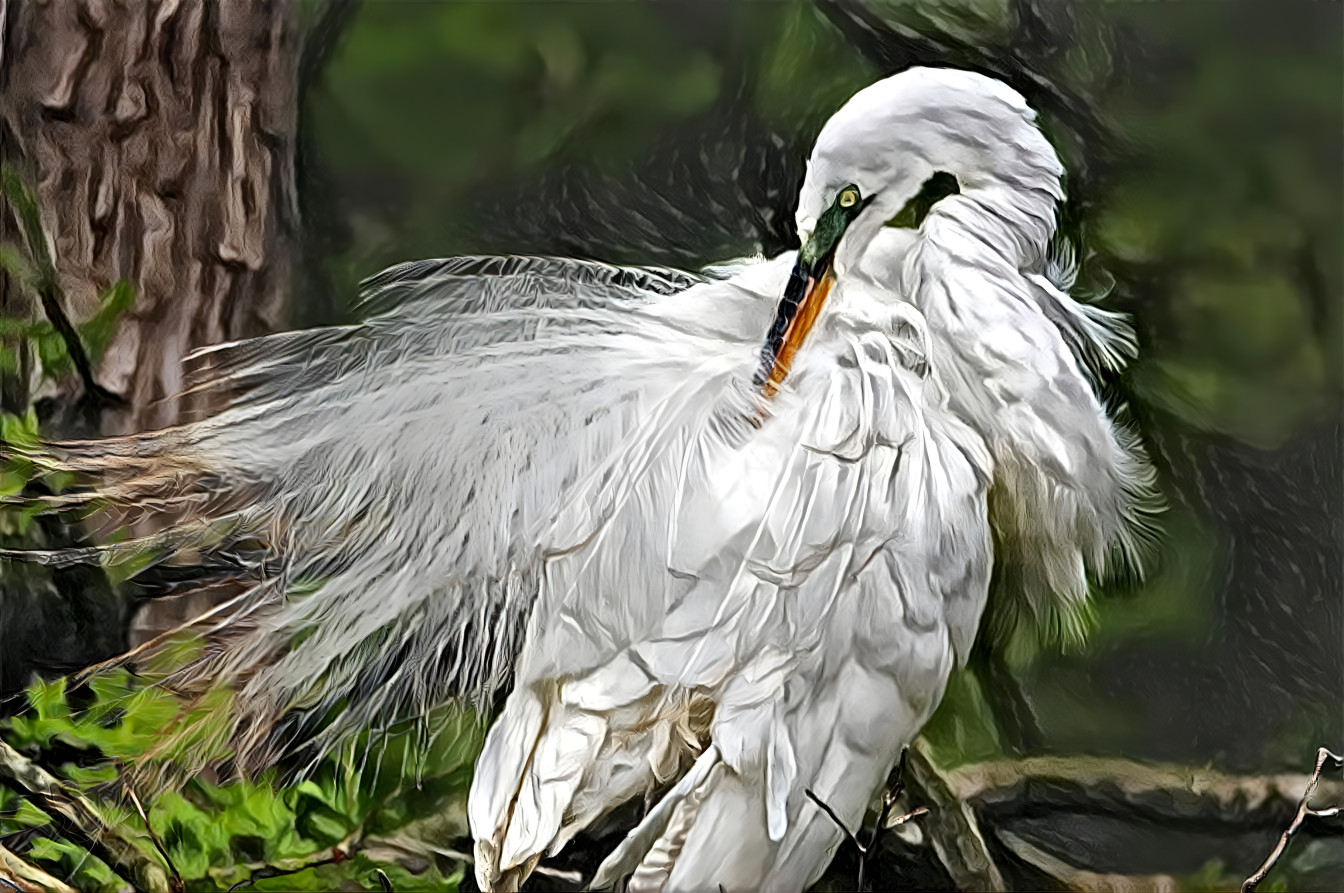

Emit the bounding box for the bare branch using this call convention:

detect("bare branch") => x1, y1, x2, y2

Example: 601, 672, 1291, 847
1241, 747, 1343, 893
804, 788, 865, 852
884, 806, 928, 829
224, 832, 360, 892
944, 753, 1344, 827
416, 842, 580, 884
998, 830, 1177, 893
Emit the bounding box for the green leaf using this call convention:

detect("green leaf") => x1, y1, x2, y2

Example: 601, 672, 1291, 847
12, 798, 51, 828
0, 408, 40, 449
0, 166, 57, 290
34, 324, 72, 382
25, 837, 124, 891
918, 669, 1003, 768
79, 280, 135, 362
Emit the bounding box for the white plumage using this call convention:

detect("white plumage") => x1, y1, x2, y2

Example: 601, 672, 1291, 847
5, 68, 1154, 891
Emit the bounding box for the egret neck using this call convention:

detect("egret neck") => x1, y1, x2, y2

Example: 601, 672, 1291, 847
756, 183, 868, 395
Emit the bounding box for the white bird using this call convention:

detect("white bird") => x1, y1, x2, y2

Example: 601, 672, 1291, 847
6, 67, 1154, 891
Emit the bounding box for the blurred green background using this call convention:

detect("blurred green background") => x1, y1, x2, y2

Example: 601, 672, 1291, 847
2, 1, 1340, 890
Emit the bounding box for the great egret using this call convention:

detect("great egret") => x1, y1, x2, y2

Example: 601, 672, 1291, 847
5, 67, 1154, 891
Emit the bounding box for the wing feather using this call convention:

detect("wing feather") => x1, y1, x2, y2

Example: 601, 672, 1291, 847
10, 255, 782, 775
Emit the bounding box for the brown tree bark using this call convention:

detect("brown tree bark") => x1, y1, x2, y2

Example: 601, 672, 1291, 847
0, 0, 297, 434
0, 0, 299, 644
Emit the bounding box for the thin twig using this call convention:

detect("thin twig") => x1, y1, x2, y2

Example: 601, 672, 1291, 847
421, 841, 582, 884
67, 587, 256, 689
804, 747, 928, 891
863, 748, 904, 890
122, 780, 182, 892
1241, 747, 1344, 893
885, 806, 929, 829
804, 788, 864, 850
224, 834, 357, 892
803, 790, 928, 890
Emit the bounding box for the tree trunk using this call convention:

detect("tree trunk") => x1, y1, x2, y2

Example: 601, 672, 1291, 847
1, 0, 296, 433
0, 0, 299, 644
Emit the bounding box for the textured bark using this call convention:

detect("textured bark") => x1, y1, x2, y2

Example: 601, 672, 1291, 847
0, 0, 297, 434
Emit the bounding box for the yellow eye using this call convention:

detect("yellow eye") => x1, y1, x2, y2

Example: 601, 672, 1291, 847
838, 188, 859, 208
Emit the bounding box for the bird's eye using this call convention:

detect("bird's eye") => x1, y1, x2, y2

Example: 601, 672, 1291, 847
838, 187, 860, 209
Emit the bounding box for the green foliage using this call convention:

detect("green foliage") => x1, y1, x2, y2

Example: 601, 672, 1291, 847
752, 4, 874, 132
1096, 6, 1341, 448
311, 2, 722, 261
79, 281, 136, 365
299, 1, 873, 306
0, 672, 483, 891
0, 410, 41, 537
0, 406, 39, 451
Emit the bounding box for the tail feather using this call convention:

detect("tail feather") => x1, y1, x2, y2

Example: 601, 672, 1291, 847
0, 254, 721, 785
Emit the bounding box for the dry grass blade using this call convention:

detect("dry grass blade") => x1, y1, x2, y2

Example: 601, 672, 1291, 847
123, 781, 183, 892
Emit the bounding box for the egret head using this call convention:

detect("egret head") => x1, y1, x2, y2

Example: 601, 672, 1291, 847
757, 67, 1063, 391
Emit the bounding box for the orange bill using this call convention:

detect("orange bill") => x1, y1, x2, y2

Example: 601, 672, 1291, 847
761, 270, 835, 396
